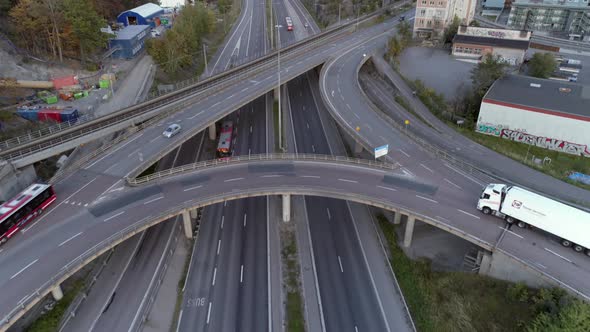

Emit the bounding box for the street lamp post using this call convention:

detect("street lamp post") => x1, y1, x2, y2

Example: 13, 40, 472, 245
203, 43, 208, 75
275, 23, 283, 150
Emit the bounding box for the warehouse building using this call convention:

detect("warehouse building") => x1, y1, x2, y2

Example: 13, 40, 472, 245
452, 26, 531, 65
108, 25, 151, 59
117, 3, 164, 28
476, 75, 590, 157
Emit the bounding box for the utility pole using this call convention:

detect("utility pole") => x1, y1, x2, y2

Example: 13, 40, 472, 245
338, 4, 341, 25
276, 24, 283, 150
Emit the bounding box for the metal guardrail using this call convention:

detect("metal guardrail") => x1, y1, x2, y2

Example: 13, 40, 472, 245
0, 9, 381, 160
126, 153, 401, 185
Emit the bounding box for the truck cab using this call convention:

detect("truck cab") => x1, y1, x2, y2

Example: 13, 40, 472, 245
476, 183, 506, 215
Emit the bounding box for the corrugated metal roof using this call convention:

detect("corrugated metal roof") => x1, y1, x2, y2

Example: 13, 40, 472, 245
484, 74, 590, 119
125, 3, 163, 18
113, 25, 151, 40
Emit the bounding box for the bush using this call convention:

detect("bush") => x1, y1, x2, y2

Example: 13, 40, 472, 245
507, 282, 530, 303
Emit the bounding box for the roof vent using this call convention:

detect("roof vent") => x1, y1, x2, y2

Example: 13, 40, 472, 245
530, 83, 541, 88
559, 87, 572, 93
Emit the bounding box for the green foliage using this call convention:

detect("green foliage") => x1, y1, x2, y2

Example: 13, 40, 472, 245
387, 36, 403, 59
528, 293, 590, 332
528, 52, 557, 79
507, 282, 530, 303
26, 280, 84, 332
470, 54, 508, 94
218, 0, 231, 14
147, 3, 215, 75
63, 0, 108, 60
443, 15, 460, 43
397, 21, 412, 45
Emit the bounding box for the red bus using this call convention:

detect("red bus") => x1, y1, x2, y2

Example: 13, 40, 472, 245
0, 183, 56, 244
216, 121, 234, 157
286, 17, 293, 31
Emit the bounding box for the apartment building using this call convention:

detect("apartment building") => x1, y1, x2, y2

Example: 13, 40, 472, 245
413, 0, 476, 38
507, 0, 590, 39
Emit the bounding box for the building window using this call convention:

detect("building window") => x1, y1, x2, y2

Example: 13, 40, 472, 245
421, 9, 426, 15
430, 1, 434, 4
422, 0, 426, 4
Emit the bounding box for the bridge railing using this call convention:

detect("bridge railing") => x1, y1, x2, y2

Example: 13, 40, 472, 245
126, 153, 401, 185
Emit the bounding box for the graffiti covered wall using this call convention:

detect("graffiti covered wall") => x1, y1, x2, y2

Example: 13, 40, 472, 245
476, 123, 590, 157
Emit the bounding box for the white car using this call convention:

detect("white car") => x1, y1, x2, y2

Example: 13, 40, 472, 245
163, 124, 181, 138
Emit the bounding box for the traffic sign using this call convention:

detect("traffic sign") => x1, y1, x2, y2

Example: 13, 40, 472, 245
374, 144, 389, 159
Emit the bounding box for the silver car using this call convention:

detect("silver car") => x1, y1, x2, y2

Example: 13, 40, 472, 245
163, 124, 181, 138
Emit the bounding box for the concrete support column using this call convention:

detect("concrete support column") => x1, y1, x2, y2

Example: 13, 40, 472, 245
393, 211, 402, 225
208, 124, 216, 140
274, 87, 280, 99
403, 215, 415, 248
189, 208, 198, 219
51, 284, 64, 301
182, 210, 193, 239
282, 194, 291, 222
354, 141, 363, 153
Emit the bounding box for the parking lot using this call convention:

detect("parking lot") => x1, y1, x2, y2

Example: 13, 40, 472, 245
397, 46, 476, 100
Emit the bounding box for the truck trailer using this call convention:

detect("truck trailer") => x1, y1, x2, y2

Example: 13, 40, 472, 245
477, 183, 590, 256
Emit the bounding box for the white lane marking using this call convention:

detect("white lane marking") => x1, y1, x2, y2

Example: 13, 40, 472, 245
312, 145, 316, 152
103, 211, 125, 222
354, 112, 360, 119
224, 177, 244, 182
241, 87, 248, 92
240, 265, 244, 283
377, 185, 397, 192
58, 231, 83, 247
149, 136, 160, 143
444, 178, 462, 189
250, 125, 252, 133
212, 267, 217, 286
143, 196, 164, 205
243, 213, 247, 227
536, 262, 547, 269
338, 178, 358, 183
346, 103, 352, 110
326, 208, 331, 220
415, 195, 438, 204
84, 134, 143, 169
419, 163, 434, 173
544, 248, 573, 263
306, 122, 310, 129
221, 215, 224, 229
23, 177, 97, 233
337, 256, 344, 273
104, 163, 119, 173
206, 302, 212, 324
355, 326, 359, 332
184, 185, 203, 192
10, 259, 39, 280
217, 239, 221, 255
457, 209, 480, 219
188, 111, 204, 120
212, 101, 220, 107
300, 175, 320, 178
443, 163, 484, 186
260, 175, 283, 178
399, 149, 410, 157
224, 201, 227, 207
498, 226, 523, 239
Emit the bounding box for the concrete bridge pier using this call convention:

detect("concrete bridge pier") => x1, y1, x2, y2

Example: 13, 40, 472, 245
393, 211, 402, 225
354, 141, 363, 153
208, 124, 216, 140
282, 194, 291, 222
189, 208, 198, 219
51, 284, 64, 301
403, 215, 416, 247
182, 210, 193, 239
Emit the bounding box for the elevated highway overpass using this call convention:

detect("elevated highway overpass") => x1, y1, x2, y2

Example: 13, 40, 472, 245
318, 20, 590, 305
0, 153, 527, 329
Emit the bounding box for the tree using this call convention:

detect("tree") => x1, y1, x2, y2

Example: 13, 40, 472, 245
470, 54, 507, 95
63, 0, 108, 61
397, 21, 412, 46
527, 298, 590, 332
443, 15, 461, 44
0, 0, 17, 16
387, 36, 403, 59
528, 52, 557, 79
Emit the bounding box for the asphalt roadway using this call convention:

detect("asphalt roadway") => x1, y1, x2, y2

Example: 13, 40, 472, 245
319, 13, 590, 301
179, 0, 272, 329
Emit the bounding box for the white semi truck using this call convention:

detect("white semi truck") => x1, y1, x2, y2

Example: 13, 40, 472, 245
477, 183, 590, 256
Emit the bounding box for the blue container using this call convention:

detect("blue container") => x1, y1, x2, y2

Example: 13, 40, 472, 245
17, 107, 39, 121
60, 108, 79, 123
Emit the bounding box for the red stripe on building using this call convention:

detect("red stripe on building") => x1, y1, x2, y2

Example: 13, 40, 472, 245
483, 99, 590, 122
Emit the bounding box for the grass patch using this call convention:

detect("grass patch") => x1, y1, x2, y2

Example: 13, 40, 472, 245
26, 280, 84, 332
375, 213, 539, 331
455, 127, 590, 192
282, 231, 305, 332
394, 95, 434, 130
